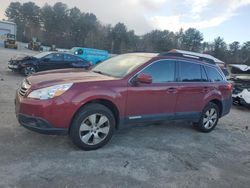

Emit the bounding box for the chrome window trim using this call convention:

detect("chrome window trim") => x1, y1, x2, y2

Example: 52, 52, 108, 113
128, 58, 226, 85
178, 60, 226, 82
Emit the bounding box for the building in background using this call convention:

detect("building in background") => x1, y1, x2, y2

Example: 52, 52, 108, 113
0, 20, 16, 47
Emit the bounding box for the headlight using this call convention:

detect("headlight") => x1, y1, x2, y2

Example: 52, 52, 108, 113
28, 83, 73, 100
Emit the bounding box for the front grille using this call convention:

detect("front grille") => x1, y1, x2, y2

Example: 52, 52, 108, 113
19, 79, 31, 97
9, 60, 18, 65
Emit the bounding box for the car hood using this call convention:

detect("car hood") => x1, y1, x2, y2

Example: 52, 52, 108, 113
27, 69, 117, 89
10, 55, 36, 65
11, 54, 34, 60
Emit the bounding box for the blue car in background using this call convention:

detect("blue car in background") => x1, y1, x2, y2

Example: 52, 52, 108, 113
70, 47, 109, 65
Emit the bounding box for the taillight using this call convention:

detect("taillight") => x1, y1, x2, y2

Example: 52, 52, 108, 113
226, 83, 233, 92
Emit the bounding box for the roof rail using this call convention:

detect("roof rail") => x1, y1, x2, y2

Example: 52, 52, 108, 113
158, 51, 216, 65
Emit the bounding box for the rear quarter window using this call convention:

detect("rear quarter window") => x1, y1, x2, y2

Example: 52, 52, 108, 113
205, 66, 224, 82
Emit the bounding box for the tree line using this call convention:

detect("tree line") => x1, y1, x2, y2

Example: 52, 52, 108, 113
5, 1, 250, 65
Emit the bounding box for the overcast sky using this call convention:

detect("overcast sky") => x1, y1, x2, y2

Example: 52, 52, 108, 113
1, 0, 250, 43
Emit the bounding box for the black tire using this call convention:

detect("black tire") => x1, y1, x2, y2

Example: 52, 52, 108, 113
22, 66, 36, 76
70, 103, 115, 150
196, 102, 220, 133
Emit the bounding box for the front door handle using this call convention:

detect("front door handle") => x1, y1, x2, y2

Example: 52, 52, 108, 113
166, 87, 178, 93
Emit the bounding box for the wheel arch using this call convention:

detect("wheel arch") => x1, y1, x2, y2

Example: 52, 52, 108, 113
69, 98, 120, 133
208, 99, 223, 117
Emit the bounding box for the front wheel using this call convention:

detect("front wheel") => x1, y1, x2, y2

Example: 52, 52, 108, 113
23, 66, 36, 76
196, 102, 219, 133
70, 104, 115, 150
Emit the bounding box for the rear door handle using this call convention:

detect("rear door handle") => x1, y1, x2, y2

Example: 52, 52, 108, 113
166, 87, 178, 93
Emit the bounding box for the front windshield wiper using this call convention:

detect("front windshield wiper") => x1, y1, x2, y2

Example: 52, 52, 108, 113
92, 70, 113, 77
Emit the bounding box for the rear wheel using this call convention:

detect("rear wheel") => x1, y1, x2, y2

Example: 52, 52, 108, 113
196, 102, 219, 132
23, 66, 36, 76
70, 103, 115, 150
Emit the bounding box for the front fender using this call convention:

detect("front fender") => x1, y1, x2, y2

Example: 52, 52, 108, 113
69, 85, 126, 117
20, 61, 38, 69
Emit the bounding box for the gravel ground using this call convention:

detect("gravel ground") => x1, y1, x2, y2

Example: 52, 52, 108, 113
0, 47, 250, 188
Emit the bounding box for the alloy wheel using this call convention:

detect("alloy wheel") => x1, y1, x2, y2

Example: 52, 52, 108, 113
79, 113, 110, 145
203, 108, 218, 129
24, 66, 36, 76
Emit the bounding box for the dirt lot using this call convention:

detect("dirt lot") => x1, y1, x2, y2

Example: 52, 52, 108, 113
0, 47, 250, 188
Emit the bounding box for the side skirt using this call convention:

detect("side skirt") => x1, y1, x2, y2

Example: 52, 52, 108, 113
119, 112, 201, 128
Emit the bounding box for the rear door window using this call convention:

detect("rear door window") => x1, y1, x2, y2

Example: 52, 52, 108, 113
64, 54, 78, 62
178, 61, 203, 82
45, 53, 64, 61
201, 66, 208, 82
141, 60, 175, 83
205, 66, 223, 82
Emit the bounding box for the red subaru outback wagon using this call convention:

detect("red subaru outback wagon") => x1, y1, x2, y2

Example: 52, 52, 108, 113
15, 52, 232, 150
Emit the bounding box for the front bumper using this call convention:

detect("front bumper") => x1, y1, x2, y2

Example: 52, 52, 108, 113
15, 91, 76, 135
18, 114, 68, 135
8, 64, 19, 70
5, 43, 17, 47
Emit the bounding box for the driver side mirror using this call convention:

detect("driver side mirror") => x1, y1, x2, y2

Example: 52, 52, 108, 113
136, 73, 152, 84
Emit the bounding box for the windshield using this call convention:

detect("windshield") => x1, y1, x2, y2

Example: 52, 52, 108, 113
33, 52, 52, 59
92, 53, 157, 78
